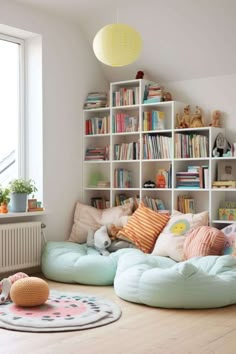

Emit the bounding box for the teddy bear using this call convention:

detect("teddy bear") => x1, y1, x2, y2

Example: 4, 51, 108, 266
163, 91, 173, 102
176, 105, 191, 128
108, 224, 123, 241
0, 272, 28, 303
190, 106, 204, 128
209, 110, 221, 127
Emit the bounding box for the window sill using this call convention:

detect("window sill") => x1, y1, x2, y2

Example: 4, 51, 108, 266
0, 211, 46, 219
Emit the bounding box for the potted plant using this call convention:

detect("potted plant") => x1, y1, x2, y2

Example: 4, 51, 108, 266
8, 178, 37, 212
0, 186, 10, 213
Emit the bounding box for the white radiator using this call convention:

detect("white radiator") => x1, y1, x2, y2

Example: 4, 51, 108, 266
0, 222, 43, 273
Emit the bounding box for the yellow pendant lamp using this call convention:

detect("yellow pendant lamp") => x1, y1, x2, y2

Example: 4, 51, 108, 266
93, 23, 142, 67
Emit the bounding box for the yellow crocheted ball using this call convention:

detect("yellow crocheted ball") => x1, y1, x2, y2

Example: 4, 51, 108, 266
10, 277, 49, 307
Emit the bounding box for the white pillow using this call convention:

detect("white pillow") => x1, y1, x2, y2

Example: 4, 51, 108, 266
68, 202, 133, 243
152, 210, 209, 261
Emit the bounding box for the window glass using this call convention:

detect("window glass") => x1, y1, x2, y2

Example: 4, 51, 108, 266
0, 37, 22, 186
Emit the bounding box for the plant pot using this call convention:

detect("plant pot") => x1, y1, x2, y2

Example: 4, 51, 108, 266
0, 202, 8, 213
10, 193, 27, 212
28, 198, 37, 211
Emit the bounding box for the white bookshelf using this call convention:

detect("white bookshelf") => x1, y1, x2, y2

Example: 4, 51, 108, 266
83, 79, 236, 226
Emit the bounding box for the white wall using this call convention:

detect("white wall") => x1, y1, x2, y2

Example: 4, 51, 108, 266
166, 74, 236, 142
0, 0, 108, 240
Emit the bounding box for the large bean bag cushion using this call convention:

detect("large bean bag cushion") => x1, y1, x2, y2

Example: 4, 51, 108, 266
42, 242, 236, 309
114, 253, 236, 308
41, 241, 145, 285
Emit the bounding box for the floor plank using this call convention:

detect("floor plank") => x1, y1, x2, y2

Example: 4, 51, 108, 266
1, 280, 236, 354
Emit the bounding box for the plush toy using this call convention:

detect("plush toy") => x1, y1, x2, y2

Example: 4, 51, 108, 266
163, 91, 172, 102
108, 224, 123, 241
135, 71, 144, 79
209, 110, 221, 127
176, 105, 191, 128
87, 225, 111, 256
0, 272, 28, 304
212, 132, 231, 157
105, 223, 137, 252
190, 106, 204, 128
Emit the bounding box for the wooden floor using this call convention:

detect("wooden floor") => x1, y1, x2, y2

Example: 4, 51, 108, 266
1, 279, 236, 354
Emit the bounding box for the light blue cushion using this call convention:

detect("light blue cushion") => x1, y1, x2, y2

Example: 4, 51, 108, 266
41, 241, 144, 285
42, 242, 236, 308
114, 254, 236, 308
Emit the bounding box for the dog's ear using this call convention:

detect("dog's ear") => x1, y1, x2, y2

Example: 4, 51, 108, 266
0, 278, 11, 303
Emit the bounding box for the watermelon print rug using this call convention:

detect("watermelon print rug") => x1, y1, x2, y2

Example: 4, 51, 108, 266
0, 291, 121, 332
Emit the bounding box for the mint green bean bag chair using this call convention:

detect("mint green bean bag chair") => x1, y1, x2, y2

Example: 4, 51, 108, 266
114, 253, 236, 308
41, 241, 148, 285
42, 242, 236, 308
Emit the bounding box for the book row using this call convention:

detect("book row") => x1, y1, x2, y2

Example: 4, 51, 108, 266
143, 134, 172, 159
114, 142, 139, 160
85, 116, 110, 135
112, 87, 139, 107
175, 133, 208, 158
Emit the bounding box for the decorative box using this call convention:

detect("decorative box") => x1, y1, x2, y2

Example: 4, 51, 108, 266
219, 201, 236, 220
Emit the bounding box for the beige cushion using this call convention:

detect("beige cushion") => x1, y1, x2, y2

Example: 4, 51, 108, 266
152, 210, 209, 261
183, 226, 225, 260
68, 202, 133, 243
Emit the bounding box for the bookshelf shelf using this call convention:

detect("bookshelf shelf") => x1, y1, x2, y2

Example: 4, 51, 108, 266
83, 79, 234, 224
212, 220, 234, 224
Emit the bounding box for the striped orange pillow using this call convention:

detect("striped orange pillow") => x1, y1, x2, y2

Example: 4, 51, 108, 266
183, 226, 225, 260
117, 202, 169, 253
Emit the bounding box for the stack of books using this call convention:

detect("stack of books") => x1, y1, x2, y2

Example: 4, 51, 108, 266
176, 165, 209, 189
143, 84, 163, 104
85, 146, 109, 161
84, 92, 108, 109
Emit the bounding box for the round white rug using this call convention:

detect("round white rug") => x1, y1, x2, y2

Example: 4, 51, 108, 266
0, 290, 121, 332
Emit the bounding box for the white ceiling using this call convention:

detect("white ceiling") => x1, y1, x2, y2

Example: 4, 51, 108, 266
14, 0, 236, 83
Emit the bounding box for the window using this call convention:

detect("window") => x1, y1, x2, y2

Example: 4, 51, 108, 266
0, 34, 24, 186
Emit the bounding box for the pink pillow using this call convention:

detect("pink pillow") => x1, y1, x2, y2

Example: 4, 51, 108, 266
183, 226, 225, 260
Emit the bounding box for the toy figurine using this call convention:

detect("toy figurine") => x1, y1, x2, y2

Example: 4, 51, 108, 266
163, 91, 173, 102
190, 106, 204, 128
135, 71, 144, 79
0, 272, 28, 303
209, 110, 221, 127
176, 105, 191, 128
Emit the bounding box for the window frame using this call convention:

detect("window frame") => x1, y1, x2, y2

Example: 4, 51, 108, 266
0, 33, 25, 181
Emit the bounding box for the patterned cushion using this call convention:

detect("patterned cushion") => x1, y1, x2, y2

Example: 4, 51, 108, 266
68, 202, 133, 243
221, 223, 236, 255
183, 226, 225, 260
152, 210, 209, 261
117, 202, 169, 253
